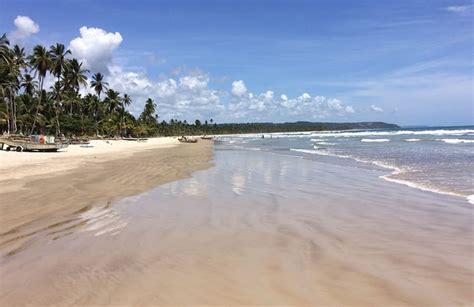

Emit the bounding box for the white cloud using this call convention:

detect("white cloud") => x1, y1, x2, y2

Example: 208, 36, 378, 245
231, 80, 248, 97
10, 16, 39, 43
228, 80, 355, 121
263, 90, 274, 100
69, 26, 123, 74
180, 74, 209, 90
444, 5, 472, 13
106, 67, 224, 120
345, 106, 355, 114
370, 105, 384, 112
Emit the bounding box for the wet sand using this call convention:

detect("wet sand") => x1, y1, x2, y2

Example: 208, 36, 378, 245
0, 140, 213, 257
0, 144, 473, 306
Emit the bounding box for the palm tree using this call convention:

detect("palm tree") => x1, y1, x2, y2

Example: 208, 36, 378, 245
29, 45, 52, 133
1, 45, 26, 133
120, 94, 131, 136
0, 34, 10, 63
49, 43, 71, 83
83, 93, 101, 135
50, 81, 64, 136
0, 35, 12, 132
63, 58, 88, 114
139, 98, 157, 125
90, 72, 108, 100
21, 74, 37, 96
103, 89, 121, 115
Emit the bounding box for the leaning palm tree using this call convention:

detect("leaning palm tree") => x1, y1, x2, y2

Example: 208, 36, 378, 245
28, 45, 52, 134
50, 81, 64, 136
90, 72, 108, 100
49, 43, 71, 83
0, 34, 10, 63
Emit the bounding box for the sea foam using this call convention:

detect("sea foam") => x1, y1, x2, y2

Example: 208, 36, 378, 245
436, 139, 474, 144
361, 139, 390, 142
310, 129, 474, 138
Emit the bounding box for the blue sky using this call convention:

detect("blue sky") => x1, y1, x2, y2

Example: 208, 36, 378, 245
1, 0, 473, 125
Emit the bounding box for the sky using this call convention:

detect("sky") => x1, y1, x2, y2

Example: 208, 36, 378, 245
1, 0, 473, 126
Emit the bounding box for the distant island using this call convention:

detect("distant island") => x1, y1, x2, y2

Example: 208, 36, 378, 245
207, 121, 400, 135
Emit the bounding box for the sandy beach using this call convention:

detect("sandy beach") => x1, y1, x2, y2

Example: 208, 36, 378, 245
0, 141, 472, 306
0, 138, 213, 257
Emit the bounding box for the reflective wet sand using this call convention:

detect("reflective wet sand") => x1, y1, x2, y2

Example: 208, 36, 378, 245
0, 146, 472, 306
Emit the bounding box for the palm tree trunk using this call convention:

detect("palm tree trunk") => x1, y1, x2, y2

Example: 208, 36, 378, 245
55, 106, 61, 137
30, 77, 43, 135
5, 96, 10, 134
10, 91, 17, 133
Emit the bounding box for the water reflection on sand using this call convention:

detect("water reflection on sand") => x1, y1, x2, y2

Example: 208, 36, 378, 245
0, 146, 472, 306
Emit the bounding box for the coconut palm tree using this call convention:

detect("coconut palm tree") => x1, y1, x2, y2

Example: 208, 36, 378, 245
0, 34, 10, 63
63, 58, 88, 114
50, 81, 64, 136
21, 74, 37, 96
49, 43, 71, 83
139, 98, 157, 126
120, 94, 132, 136
90, 72, 108, 100
0, 35, 11, 132
103, 89, 121, 115
29, 45, 52, 133
1, 45, 26, 133
83, 93, 101, 135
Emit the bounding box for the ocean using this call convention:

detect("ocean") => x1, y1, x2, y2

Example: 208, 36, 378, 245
217, 126, 474, 204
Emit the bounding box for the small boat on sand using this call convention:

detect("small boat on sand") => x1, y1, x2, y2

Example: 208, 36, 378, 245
0, 134, 68, 152
201, 135, 214, 140
123, 137, 148, 142
178, 136, 198, 143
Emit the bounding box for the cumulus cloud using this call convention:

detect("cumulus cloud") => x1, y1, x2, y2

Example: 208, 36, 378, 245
69, 26, 123, 74
228, 80, 355, 121
10, 16, 39, 43
370, 104, 384, 112
106, 67, 224, 120
345, 106, 355, 114
231, 80, 248, 97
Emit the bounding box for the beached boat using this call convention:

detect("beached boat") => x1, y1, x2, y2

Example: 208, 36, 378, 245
201, 136, 214, 140
123, 137, 148, 142
0, 135, 68, 152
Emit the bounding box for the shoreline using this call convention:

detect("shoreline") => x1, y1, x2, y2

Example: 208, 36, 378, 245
1, 144, 471, 306
289, 147, 474, 204
0, 139, 214, 256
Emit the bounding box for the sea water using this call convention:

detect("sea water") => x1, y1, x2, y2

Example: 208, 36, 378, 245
217, 126, 474, 204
